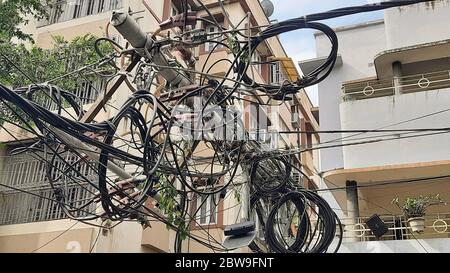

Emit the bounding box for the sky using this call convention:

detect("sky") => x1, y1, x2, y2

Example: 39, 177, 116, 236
271, 0, 384, 106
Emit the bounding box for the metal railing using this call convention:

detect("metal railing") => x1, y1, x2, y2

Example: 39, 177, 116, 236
42, 79, 105, 111
0, 152, 97, 192
342, 214, 450, 242
0, 152, 97, 225
38, 0, 122, 27
0, 185, 96, 225
342, 70, 450, 101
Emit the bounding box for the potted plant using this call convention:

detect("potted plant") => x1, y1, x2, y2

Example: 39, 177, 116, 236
392, 194, 442, 233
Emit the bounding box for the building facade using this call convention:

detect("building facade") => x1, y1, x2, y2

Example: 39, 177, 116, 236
300, 0, 450, 252
0, 0, 319, 253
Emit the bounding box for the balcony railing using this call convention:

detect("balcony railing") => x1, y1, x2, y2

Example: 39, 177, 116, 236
43, 79, 105, 111
0, 152, 97, 225
0, 186, 96, 225
38, 0, 122, 27
0, 152, 97, 192
342, 70, 450, 101
342, 214, 450, 242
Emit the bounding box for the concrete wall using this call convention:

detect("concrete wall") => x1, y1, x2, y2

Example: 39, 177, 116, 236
316, 21, 387, 172
0, 0, 318, 253
402, 57, 450, 75
384, 0, 450, 49
95, 221, 154, 253
36, 16, 110, 48
340, 87, 450, 169
339, 238, 450, 253
0, 220, 94, 253
359, 178, 450, 217
318, 2, 450, 172
0, 219, 156, 253
143, 0, 164, 19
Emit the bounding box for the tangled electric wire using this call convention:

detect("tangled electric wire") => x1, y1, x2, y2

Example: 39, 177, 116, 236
0, 0, 435, 253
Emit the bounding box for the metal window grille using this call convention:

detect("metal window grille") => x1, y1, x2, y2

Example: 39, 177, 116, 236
38, 0, 123, 27
0, 151, 97, 225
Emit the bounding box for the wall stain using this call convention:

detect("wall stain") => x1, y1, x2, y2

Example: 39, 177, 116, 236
397, 0, 449, 12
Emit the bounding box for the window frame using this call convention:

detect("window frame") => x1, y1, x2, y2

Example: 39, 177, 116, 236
205, 25, 224, 53
196, 193, 220, 226
190, 191, 224, 230
270, 62, 286, 84
199, 14, 228, 55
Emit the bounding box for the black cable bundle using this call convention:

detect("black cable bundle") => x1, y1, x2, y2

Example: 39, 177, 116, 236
264, 191, 342, 253
236, 0, 436, 97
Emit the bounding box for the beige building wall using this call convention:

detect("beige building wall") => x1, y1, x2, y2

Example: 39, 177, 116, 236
0, 0, 320, 253
0, 220, 95, 253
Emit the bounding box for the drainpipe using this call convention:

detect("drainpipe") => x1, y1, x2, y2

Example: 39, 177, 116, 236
346, 180, 360, 242
393, 61, 403, 95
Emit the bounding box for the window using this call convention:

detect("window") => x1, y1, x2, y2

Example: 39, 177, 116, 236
292, 172, 304, 188
0, 186, 95, 225
306, 133, 313, 149
290, 105, 297, 114
196, 194, 220, 225
39, 0, 123, 27
249, 103, 259, 136
205, 25, 224, 52
270, 62, 285, 84
36, 78, 105, 108
248, 103, 269, 141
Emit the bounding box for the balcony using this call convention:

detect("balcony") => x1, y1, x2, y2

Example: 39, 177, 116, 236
342, 70, 450, 101
339, 214, 450, 253
343, 214, 450, 242
0, 152, 97, 226
38, 0, 122, 27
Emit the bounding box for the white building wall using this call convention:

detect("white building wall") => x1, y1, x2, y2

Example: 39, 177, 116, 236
384, 0, 450, 49
316, 21, 387, 172
340, 87, 450, 169
317, 2, 450, 172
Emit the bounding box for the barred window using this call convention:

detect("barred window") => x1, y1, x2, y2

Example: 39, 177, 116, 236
38, 0, 123, 27
0, 149, 97, 225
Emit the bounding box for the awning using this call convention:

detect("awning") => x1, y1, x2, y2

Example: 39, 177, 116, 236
269, 57, 301, 82
299, 54, 343, 76
374, 39, 450, 79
